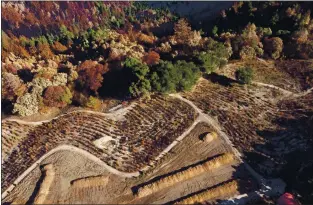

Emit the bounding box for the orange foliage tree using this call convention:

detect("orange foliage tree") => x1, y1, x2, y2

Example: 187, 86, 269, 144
24, 12, 39, 26
173, 19, 192, 45
2, 7, 23, 28
77, 60, 109, 93
2, 32, 30, 58
52, 41, 68, 54
138, 33, 154, 45
142, 51, 160, 66
14, 44, 31, 58
38, 43, 54, 60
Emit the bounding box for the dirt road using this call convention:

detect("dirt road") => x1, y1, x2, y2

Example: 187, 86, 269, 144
170, 93, 286, 204
3, 89, 293, 201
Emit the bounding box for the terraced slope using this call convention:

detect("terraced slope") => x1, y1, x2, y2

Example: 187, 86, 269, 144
220, 59, 313, 93
183, 76, 313, 178
2, 95, 198, 190
2, 121, 36, 162
183, 78, 278, 154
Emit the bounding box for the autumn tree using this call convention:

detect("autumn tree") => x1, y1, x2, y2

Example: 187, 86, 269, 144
2, 73, 25, 101
15, 44, 31, 58
174, 19, 192, 45
35, 68, 57, 81
24, 12, 39, 26
2, 32, 30, 58
137, 33, 154, 45
43, 86, 72, 108
173, 19, 201, 47
77, 60, 109, 93
232, 23, 263, 59
38, 43, 54, 60
2, 6, 23, 28
51, 41, 68, 54
142, 51, 160, 66
242, 23, 261, 49
299, 10, 311, 27
291, 29, 309, 44
3, 64, 18, 75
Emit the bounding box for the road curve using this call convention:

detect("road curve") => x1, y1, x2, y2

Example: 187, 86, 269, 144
170, 94, 243, 161
169, 93, 286, 203
2, 103, 138, 125
2, 99, 199, 199
2, 90, 292, 201
251, 82, 294, 96
2, 145, 141, 199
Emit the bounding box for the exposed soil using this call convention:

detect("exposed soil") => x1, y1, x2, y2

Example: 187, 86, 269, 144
2, 122, 257, 204
3, 60, 312, 204
220, 59, 313, 93
2, 95, 198, 190
182, 74, 313, 203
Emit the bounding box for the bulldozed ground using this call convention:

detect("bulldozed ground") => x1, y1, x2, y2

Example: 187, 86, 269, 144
2, 122, 256, 204
183, 59, 313, 203
2, 59, 312, 204
2, 95, 198, 190
183, 75, 312, 176
221, 59, 313, 92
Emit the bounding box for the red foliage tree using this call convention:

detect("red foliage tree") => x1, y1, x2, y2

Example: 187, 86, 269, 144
142, 51, 160, 66
24, 12, 39, 26
2, 7, 23, 28
77, 60, 109, 92
43, 86, 72, 108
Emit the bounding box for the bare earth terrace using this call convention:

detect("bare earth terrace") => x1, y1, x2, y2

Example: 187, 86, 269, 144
1, 95, 198, 190
182, 77, 312, 177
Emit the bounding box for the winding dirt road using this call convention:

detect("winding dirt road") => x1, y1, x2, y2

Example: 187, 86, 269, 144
1, 99, 198, 199
4, 81, 308, 201
170, 93, 287, 204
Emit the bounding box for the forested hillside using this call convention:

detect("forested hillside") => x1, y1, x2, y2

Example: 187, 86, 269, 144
1, 1, 312, 117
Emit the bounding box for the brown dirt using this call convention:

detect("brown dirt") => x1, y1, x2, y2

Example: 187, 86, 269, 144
3, 122, 257, 204
3, 107, 62, 122
182, 76, 312, 181
2, 95, 198, 190
219, 59, 313, 92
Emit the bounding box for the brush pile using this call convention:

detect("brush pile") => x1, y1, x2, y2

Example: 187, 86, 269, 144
175, 180, 239, 204
137, 153, 234, 197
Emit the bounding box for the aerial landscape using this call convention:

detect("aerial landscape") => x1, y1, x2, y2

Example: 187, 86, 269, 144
1, 1, 313, 205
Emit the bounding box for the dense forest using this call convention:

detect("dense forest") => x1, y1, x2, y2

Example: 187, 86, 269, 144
1, 1, 313, 116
